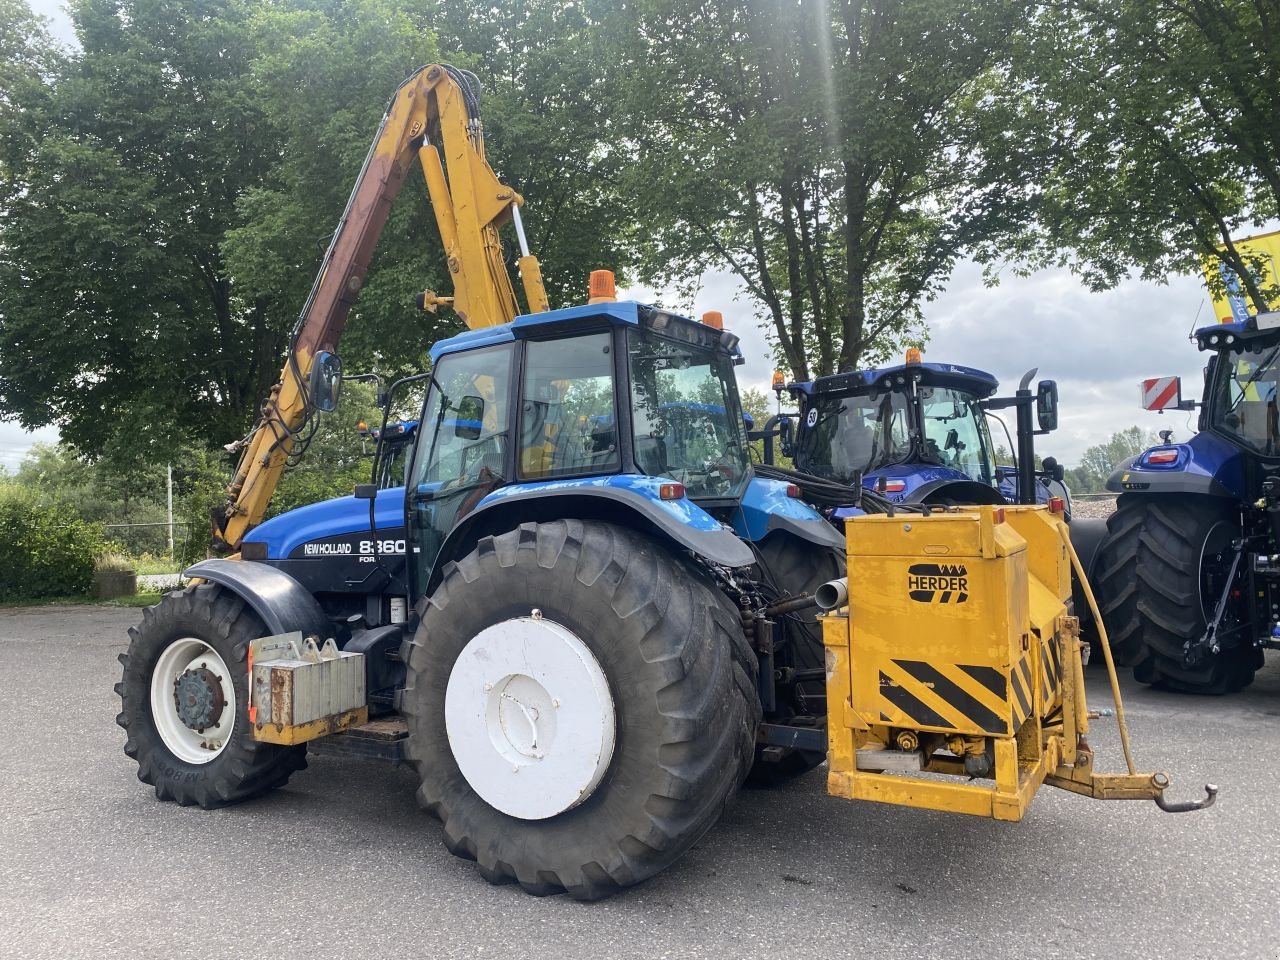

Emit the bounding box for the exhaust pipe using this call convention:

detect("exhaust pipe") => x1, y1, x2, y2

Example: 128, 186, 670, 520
815, 578, 848, 611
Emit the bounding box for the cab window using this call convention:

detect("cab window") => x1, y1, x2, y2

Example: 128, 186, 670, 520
919, 386, 993, 484
410, 345, 512, 492
520, 333, 619, 479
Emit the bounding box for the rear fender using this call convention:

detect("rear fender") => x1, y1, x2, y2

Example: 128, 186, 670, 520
430, 477, 756, 592
184, 558, 333, 640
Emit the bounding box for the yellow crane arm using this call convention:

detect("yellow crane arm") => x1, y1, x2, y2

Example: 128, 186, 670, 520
213, 63, 549, 554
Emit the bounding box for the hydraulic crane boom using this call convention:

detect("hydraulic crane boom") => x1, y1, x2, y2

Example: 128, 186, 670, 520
213, 63, 549, 554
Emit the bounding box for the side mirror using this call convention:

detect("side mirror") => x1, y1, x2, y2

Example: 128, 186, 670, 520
743, 412, 756, 432
778, 416, 795, 459
1036, 379, 1058, 432
308, 351, 343, 413
1041, 455, 1065, 483
454, 396, 485, 440
354, 483, 378, 500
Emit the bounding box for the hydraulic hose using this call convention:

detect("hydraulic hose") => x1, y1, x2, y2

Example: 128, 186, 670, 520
1058, 523, 1137, 776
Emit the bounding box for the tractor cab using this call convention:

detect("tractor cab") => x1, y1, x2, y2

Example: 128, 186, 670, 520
778, 354, 1065, 511
374, 420, 420, 488
785, 358, 1004, 505
1201, 318, 1280, 460
404, 298, 797, 598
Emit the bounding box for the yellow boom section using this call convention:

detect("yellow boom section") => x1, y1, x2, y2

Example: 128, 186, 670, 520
214, 64, 549, 554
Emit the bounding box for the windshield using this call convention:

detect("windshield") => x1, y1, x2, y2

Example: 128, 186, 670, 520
795, 391, 911, 484
1211, 343, 1280, 456
408, 345, 511, 493
627, 328, 750, 499
918, 386, 994, 483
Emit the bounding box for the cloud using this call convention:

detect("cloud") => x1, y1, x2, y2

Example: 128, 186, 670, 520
631, 260, 1213, 466
0, 423, 59, 472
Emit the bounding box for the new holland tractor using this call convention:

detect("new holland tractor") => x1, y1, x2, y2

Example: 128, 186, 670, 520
766, 353, 1073, 513
115, 63, 1210, 902
1093, 310, 1280, 693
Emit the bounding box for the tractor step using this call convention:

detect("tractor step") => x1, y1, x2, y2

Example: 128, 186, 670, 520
307, 715, 407, 763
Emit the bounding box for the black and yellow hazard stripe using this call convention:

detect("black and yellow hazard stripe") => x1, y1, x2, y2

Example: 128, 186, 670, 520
1037, 629, 1064, 711
1010, 653, 1032, 729
877, 659, 1011, 736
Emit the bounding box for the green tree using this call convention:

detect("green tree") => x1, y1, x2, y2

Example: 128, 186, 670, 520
1068, 426, 1158, 493
426, 0, 637, 303
616, 0, 1031, 381
0, 0, 288, 458
1004, 0, 1280, 306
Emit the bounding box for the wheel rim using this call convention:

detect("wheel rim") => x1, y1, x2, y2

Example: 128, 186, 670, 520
150, 638, 237, 764
444, 612, 615, 820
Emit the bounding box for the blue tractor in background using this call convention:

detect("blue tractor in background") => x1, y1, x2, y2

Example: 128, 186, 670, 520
1092, 312, 1280, 693
764, 353, 1074, 517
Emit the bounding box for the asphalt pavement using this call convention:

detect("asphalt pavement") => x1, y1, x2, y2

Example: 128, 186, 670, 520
1, 604, 1275, 959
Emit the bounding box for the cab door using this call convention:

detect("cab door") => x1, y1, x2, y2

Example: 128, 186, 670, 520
406, 343, 515, 599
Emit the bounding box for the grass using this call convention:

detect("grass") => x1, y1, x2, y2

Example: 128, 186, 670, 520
132, 554, 183, 576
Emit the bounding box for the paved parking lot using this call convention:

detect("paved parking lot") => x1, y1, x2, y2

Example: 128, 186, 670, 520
2, 604, 1275, 959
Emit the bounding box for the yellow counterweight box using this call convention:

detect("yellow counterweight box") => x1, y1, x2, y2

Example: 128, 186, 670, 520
822, 504, 1182, 821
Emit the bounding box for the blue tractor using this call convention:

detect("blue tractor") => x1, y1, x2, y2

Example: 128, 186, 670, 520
1092, 313, 1280, 693
119, 297, 847, 898
764, 355, 1074, 517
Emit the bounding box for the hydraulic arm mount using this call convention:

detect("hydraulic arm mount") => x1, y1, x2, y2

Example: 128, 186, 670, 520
213, 64, 548, 554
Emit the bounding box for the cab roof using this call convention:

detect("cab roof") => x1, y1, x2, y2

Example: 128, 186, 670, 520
431, 300, 742, 363
1194, 314, 1280, 351
789, 361, 999, 400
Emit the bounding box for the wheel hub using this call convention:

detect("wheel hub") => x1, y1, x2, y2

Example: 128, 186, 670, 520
445, 612, 615, 820
173, 666, 226, 732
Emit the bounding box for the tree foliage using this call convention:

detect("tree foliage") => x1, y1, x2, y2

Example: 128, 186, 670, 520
0, 0, 636, 465
1064, 425, 1159, 493
1005, 0, 1280, 306
616, 0, 1031, 380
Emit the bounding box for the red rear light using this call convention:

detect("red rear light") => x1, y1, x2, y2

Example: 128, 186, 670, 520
992, 507, 1006, 524
659, 482, 685, 501
1048, 496, 1065, 514
882, 479, 907, 493
786, 484, 801, 498
1147, 449, 1178, 464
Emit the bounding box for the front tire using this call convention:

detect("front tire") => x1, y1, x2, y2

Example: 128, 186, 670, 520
401, 520, 759, 900
1092, 496, 1261, 694
116, 584, 307, 807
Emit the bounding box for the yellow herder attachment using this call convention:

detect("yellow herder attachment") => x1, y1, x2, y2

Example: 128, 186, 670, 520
822, 504, 1197, 821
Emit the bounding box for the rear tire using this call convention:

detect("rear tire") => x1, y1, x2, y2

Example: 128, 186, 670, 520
1092, 496, 1261, 694
401, 520, 759, 900
115, 584, 307, 807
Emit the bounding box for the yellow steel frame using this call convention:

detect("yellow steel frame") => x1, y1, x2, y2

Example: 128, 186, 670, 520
824, 505, 1171, 820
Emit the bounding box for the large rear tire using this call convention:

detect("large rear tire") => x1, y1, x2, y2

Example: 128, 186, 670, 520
1092, 496, 1261, 694
115, 584, 307, 807
401, 520, 760, 900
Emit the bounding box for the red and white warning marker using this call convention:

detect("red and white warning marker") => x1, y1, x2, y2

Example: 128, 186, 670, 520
1141, 376, 1183, 411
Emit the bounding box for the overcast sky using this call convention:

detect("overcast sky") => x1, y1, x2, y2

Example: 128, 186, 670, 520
1, 0, 1215, 471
